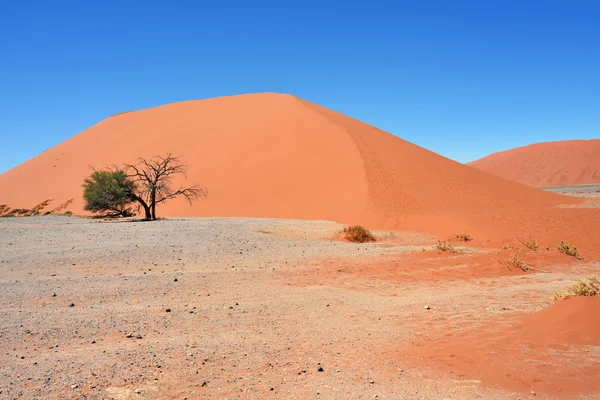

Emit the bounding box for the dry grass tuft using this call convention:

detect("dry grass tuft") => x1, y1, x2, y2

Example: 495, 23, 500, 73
553, 277, 599, 301
31, 199, 53, 215
434, 240, 456, 252
455, 233, 473, 242
52, 198, 74, 213
519, 236, 539, 251
507, 252, 532, 272
556, 241, 583, 260
497, 250, 533, 272
343, 225, 375, 243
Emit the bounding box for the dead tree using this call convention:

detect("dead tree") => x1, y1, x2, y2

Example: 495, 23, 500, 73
124, 154, 207, 220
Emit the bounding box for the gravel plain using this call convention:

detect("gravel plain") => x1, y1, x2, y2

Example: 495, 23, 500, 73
1, 216, 598, 399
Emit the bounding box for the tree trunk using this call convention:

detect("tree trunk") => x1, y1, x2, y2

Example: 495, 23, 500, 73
134, 198, 151, 220
150, 189, 157, 220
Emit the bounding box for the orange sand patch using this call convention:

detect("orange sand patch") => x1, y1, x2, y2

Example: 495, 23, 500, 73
292, 247, 582, 287
405, 297, 600, 396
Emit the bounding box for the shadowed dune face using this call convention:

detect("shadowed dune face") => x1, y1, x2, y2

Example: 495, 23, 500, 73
469, 139, 600, 187
0, 92, 592, 246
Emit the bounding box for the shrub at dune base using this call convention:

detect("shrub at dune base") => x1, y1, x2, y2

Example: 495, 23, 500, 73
556, 241, 583, 259
553, 277, 599, 302
455, 233, 472, 242
343, 225, 375, 243
435, 240, 456, 252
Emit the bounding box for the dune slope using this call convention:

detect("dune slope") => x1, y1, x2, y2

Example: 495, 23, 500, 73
0, 93, 589, 244
469, 139, 600, 187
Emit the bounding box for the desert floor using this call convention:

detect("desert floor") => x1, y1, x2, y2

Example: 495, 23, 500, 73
1, 216, 599, 400
542, 184, 600, 198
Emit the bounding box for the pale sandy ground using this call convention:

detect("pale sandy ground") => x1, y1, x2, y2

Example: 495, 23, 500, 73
1, 217, 599, 400
542, 184, 600, 198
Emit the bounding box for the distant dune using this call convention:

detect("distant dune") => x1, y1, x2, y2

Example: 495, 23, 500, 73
2, 93, 598, 249
469, 139, 600, 187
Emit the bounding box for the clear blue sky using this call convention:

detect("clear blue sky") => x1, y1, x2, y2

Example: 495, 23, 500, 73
1, 1, 598, 173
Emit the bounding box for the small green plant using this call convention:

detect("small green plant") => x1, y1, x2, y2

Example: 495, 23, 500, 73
455, 233, 472, 242
44, 211, 52, 216
1, 212, 15, 218
343, 225, 375, 243
519, 237, 539, 251
64, 210, 73, 216
553, 277, 599, 301
556, 241, 583, 259
502, 244, 510, 250
435, 240, 456, 252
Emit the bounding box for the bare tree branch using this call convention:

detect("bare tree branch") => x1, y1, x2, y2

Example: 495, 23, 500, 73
122, 154, 207, 220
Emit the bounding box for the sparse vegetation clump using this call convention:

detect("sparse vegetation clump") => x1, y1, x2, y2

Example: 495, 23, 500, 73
497, 250, 533, 272
556, 241, 583, 259
52, 198, 74, 214
64, 210, 73, 216
519, 237, 539, 251
343, 225, 375, 243
507, 252, 531, 272
434, 240, 455, 252
31, 199, 52, 215
553, 277, 599, 301
455, 233, 472, 242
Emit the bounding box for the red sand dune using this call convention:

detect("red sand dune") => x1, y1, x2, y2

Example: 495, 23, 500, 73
520, 295, 600, 346
1, 93, 598, 253
469, 139, 600, 187
407, 297, 600, 395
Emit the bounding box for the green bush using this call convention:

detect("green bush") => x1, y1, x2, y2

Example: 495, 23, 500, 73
82, 169, 137, 217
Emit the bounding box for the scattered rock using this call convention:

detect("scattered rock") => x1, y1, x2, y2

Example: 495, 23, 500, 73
69, 303, 75, 307
166, 308, 172, 312
52, 293, 57, 297
174, 278, 178, 282
135, 333, 143, 339
71, 384, 78, 389
424, 305, 430, 310
317, 366, 324, 372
